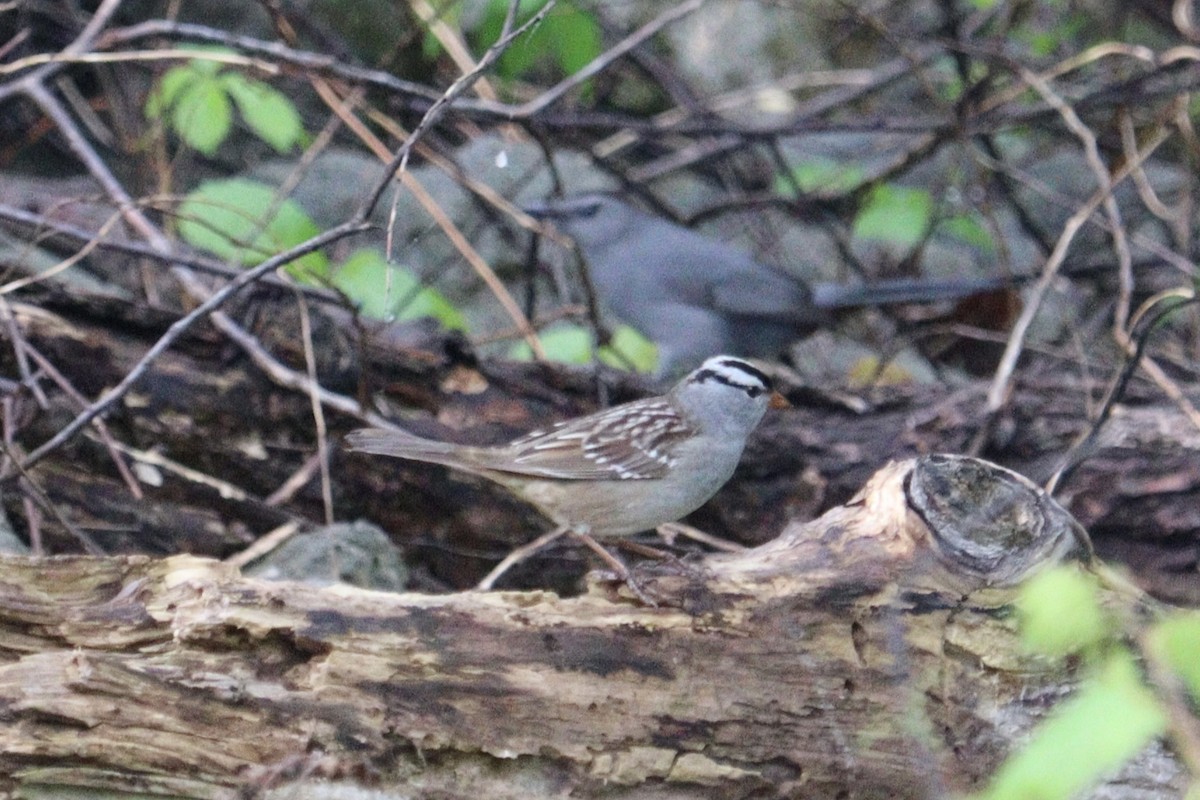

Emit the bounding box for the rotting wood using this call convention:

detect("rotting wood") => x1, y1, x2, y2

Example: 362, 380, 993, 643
0, 455, 1185, 799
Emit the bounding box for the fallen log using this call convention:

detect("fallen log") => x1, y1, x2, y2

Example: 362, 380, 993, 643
0, 455, 1183, 799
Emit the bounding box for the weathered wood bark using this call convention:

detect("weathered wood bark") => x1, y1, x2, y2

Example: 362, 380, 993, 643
0, 455, 1185, 799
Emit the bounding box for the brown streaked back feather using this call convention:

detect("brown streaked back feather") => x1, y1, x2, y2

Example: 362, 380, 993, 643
345, 398, 696, 482
492, 399, 694, 480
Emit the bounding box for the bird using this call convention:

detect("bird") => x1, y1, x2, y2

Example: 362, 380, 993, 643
525, 193, 1019, 374
345, 355, 785, 597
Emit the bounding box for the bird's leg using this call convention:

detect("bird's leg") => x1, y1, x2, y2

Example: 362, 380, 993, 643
569, 530, 659, 606
655, 521, 747, 553
477, 525, 570, 590
478, 526, 658, 605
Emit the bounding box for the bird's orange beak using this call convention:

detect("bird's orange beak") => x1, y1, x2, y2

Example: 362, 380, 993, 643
769, 391, 790, 410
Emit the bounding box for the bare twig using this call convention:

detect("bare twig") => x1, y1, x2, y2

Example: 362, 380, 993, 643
984, 98, 1173, 417
20, 222, 368, 470
406, 0, 499, 102
0, 203, 344, 302
0, 47, 280, 78
296, 294, 333, 526
335, 1, 556, 357
13, 56, 385, 471
1046, 292, 1198, 493
264, 451, 325, 507
99, 440, 254, 502
0, 208, 126, 295
358, 0, 558, 217
0, 0, 125, 103
510, 0, 710, 118
224, 520, 303, 569
2, 442, 105, 555
1012, 68, 1200, 444
0, 297, 48, 409
17, 338, 142, 498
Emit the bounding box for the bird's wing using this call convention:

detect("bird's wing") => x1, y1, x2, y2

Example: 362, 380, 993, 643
478, 400, 694, 480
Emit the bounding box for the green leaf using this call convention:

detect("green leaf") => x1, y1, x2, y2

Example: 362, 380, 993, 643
546, 4, 602, 76
509, 323, 592, 364
331, 250, 465, 330
1148, 612, 1200, 703
145, 65, 197, 120
181, 49, 226, 76
1016, 566, 1107, 658
941, 214, 996, 252
476, 0, 601, 82
852, 185, 933, 246
974, 653, 1165, 800
599, 325, 659, 372
777, 159, 866, 197
509, 323, 657, 373
421, 1, 463, 60
172, 75, 232, 156
145, 47, 303, 156
177, 179, 328, 279
221, 73, 304, 153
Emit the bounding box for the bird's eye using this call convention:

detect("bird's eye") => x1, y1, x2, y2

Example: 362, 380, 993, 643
746, 385, 764, 398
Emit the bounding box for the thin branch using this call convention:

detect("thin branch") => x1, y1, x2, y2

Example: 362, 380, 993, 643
511, 0, 710, 118
357, 0, 559, 218
224, 520, 303, 569
407, 0, 499, 102
984, 115, 1173, 416
20, 222, 368, 470
0, 203, 346, 304
99, 439, 255, 503
264, 452, 324, 507
98, 20, 447, 105
305, 80, 546, 358
2, 442, 105, 555
0, 47, 280, 78
1047, 292, 1198, 493
0, 0, 125, 102
0, 208, 125, 295
16, 61, 382, 470
296, 293, 333, 526
17, 337, 142, 499
0, 296, 48, 409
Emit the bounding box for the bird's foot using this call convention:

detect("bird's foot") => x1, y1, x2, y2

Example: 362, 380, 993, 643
570, 531, 663, 607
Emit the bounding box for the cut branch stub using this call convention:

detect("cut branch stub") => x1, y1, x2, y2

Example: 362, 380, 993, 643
651, 453, 1092, 609
0, 455, 1157, 800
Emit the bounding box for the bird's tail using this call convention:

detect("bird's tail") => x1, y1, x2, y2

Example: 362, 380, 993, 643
344, 427, 464, 467
811, 274, 1024, 310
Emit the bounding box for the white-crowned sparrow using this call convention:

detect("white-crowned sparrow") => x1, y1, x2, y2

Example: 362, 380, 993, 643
346, 356, 783, 539
525, 193, 1018, 374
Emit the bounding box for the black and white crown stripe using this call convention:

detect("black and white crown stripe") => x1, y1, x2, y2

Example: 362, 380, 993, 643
690, 357, 772, 398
